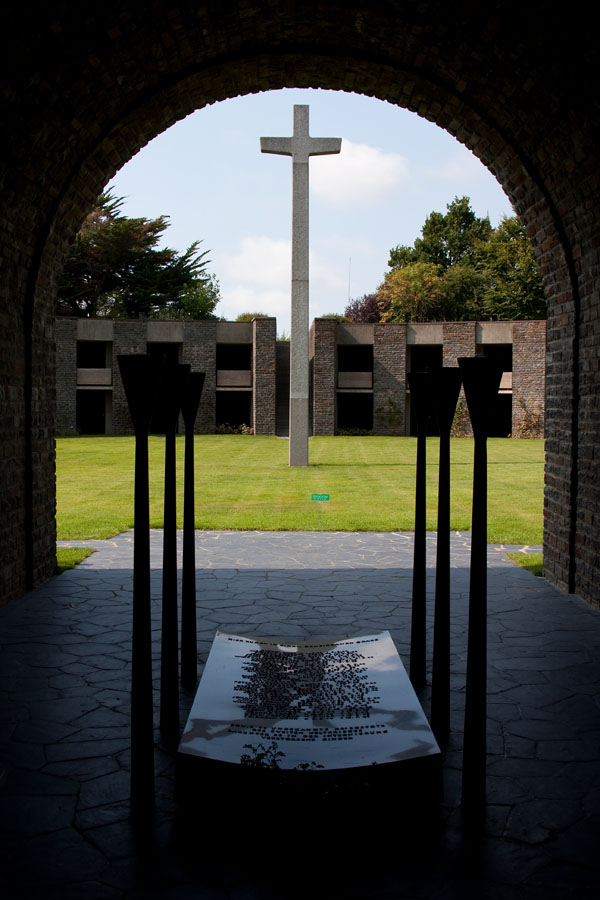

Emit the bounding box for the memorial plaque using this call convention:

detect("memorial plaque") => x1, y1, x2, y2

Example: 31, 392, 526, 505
178, 631, 440, 771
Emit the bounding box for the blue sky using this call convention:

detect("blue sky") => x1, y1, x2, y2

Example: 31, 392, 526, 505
108, 88, 513, 335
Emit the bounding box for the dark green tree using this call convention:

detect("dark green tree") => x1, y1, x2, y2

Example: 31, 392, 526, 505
388, 196, 492, 272
56, 192, 220, 319
474, 216, 546, 319
384, 198, 545, 322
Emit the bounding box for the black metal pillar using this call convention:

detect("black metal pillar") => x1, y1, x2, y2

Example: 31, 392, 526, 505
429, 368, 462, 745
458, 356, 502, 819
154, 363, 190, 742
406, 372, 431, 688
117, 354, 164, 810
180, 372, 205, 689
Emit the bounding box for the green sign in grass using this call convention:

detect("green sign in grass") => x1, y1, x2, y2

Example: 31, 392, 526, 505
312, 494, 330, 501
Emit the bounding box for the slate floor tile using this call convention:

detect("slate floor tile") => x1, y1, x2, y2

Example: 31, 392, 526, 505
0, 530, 598, 898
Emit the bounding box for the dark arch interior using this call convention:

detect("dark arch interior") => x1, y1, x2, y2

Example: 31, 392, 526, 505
1, 3, 597, 605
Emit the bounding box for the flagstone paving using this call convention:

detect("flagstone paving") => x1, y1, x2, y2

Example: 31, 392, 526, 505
1, 530, 599, 898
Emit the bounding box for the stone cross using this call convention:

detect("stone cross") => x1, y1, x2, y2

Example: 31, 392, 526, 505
261, 105, 341, 466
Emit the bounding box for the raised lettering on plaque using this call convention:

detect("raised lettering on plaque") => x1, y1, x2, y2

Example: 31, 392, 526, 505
179, 631, 440, 770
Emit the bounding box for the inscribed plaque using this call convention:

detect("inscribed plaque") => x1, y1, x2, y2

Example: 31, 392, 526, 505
179, 630, 440, 771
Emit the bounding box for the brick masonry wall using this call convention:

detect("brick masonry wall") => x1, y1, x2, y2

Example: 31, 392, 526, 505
512, 321, 546, 437
311, 319, 337, 435
574, 242, 600, 608
182, 321, 216, 433
0, 5, 597, 603
373, 324, 406, 435
442, 322, 477, 368
0, 287, 26, 604
55, 318, 77, 435
252, 317, 276, 435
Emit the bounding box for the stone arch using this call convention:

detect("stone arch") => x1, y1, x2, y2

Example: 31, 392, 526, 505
1, 3, 596, 603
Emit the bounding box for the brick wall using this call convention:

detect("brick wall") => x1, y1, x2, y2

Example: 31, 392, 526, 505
311, 319, 337, 435
512, 321, 546, 437
55, 318, 77, 435
373, 324, 406, 435
0, 4, 597, 604
182, 321, 216, 433
252, 317, 276, 435
442, 322, 477, 367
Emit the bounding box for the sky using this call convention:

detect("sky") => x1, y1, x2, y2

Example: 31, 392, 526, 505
107, 88, 514, 336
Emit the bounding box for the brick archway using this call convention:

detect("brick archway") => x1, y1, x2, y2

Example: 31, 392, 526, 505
1, 3, 597, 603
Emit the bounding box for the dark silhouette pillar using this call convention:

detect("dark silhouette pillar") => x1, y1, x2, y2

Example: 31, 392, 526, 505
154, 363, 190, 742
181, 372, 205, 689
458, 356, 502, 819
406, 372, 431, 688
117, 353, 164, 810
429, 367, 462, 745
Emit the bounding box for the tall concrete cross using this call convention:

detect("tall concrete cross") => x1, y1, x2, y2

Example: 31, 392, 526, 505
261, 105, 341, 466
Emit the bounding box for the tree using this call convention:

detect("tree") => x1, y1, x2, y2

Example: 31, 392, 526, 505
235, 312, 270, 321
383, 198, 545, 322
377, 262, 444, 322
388, 196, 492, 272
344, 293, 386, 323
474, 216, 546, 319
152, 273, 221, 320
56, 192, 221, 319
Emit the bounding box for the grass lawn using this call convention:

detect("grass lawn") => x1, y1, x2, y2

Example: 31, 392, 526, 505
55, 546, 97, 574
506, 552, 544, 576
56, 435, 544, 545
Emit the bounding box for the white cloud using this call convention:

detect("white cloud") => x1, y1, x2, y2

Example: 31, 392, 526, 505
423, 146, 487, 182
311, 139, 409, 206
221, 285, 290, 321
217, 234, 349, 331
224, 235, 290, 287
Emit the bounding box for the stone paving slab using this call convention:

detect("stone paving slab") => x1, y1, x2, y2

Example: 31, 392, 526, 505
1, 530, 599, 898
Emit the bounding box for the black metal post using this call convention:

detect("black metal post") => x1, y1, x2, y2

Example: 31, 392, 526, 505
154, 363, 190, 742
181, 372, 205, 689
458, 356, 502, 819
429, 367, 462, 745
117, 354, 164, 810
406, 372, 431, 688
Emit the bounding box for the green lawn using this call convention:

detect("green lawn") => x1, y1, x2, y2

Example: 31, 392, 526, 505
55, 546, 97, 574
506, 552, 544, 576
56, 435, 544, 545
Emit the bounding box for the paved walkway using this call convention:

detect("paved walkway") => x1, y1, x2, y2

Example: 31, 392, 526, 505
1, 531, 599, 898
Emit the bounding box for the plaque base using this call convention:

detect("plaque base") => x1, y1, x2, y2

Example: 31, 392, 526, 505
177, 632, 442, 871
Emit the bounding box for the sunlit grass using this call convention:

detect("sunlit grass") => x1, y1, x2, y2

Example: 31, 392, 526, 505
506, 552, 544, 576
56, 435, 544, 544
55, 546, 97, 574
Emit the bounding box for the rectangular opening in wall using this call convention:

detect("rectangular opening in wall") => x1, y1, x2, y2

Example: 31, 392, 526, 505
77, 340, 111, 368
337, 392, 373, 434
216, 344, 252, 369
477, 343, 512, 374
216, 391, 252, 432
488, 393, 512, 437
478, 344, 512, 436
216, 343, 253, 388
76, 390, 112, 435
338, 345, 373, 389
